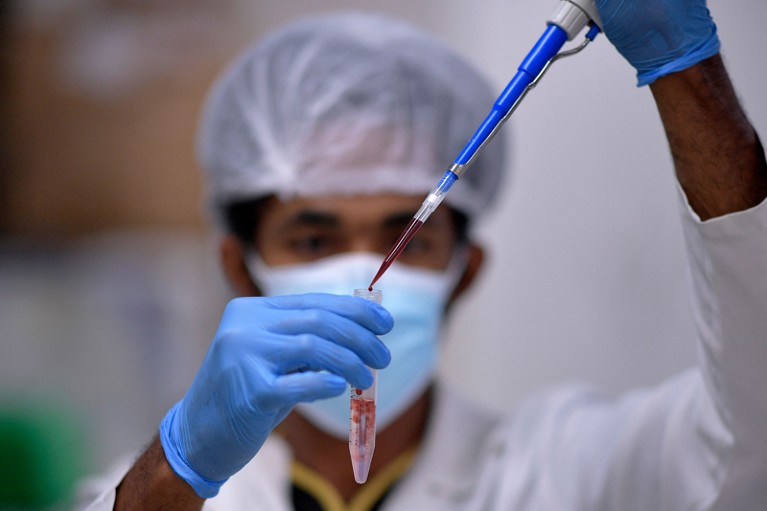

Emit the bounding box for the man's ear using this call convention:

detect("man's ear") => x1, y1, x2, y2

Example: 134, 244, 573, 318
219, 234, 262, 297
447, 242, 485, 308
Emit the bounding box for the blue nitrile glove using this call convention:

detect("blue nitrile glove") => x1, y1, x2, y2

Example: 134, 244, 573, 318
159, 293, 392, 498
594, 0, 720, 86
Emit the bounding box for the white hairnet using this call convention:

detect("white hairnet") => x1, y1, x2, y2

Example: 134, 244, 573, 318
197, 12, 508, 225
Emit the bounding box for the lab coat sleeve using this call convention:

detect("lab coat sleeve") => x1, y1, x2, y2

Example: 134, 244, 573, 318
72, 456, 131, 511
671, 190, 767, 509
597, 191, 767, 510
498, 191, 767, 511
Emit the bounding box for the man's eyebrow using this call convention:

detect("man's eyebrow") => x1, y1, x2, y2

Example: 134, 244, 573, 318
383, 211, 447, 230
382, 212, 416, 229
284, 210, 341, 228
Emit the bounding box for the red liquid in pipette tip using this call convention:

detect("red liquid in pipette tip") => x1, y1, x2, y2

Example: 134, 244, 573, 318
368, 218, 424, 290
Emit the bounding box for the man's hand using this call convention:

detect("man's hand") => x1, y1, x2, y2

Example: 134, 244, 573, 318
595, 0, 767, 217
114, 293, 392, 507
161, 293, 392, 498
594, 0, 720, 86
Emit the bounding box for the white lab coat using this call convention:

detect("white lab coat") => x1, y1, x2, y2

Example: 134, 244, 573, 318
77, 192, 767, 510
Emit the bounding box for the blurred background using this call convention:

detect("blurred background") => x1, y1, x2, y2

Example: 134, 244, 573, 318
1, 0, 765, 508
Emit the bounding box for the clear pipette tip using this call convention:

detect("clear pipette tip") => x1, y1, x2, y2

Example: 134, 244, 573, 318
350, 288, 382, 484
368, 171, 456, 290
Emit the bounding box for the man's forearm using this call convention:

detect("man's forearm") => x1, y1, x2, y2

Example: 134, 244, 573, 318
650, 54, 767, 220
114, 436, 204, 511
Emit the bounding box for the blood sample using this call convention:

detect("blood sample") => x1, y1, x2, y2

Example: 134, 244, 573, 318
368, 218, 424, 290
349, 288, 382, 483
349, 393, 376, 484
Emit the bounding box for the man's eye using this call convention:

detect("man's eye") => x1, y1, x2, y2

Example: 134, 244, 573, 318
400, 237, 430, 255
391, 235, 439, 265
289, 235, 336, 255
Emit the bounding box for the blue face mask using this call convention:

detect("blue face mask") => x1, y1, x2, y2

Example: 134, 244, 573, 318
248, 252, 463, 438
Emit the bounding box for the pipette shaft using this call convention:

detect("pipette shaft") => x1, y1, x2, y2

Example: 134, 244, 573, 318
369, 0, 601, 290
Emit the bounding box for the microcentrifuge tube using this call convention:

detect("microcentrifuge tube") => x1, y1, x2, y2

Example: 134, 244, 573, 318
349, 288, 382, 484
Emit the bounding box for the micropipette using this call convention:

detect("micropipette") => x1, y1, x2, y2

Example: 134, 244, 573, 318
369, 0, 602, 290
349, 288, 383, 484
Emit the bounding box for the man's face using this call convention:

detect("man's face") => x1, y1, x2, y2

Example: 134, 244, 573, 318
253, 193, 459, 271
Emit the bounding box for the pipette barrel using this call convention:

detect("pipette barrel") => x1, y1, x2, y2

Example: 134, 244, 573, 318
370, 20, 591, 288
350, 288, 383, 484
455, 24, 568, 166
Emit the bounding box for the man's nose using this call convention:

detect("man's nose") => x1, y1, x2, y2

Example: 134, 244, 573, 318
348, 236, 383, 256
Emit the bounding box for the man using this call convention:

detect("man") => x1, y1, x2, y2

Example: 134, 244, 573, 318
79, 1, 767, 510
